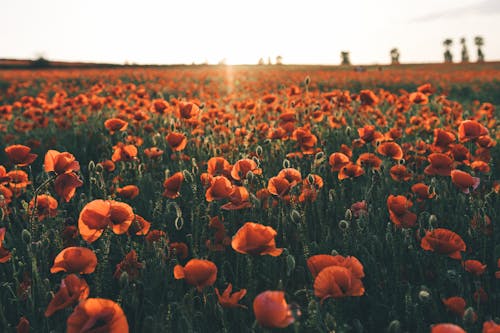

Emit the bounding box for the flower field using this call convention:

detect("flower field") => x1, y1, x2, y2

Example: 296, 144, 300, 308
0, 64, 499, 332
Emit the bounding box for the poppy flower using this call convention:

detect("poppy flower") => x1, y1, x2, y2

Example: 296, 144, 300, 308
450, 144, 471, 164
483, 320, 500, 333
104, 118, 128, 134
0, 227, 11, 263
29, 194, 58, 221
45, 274, 90, 317
253, 291, 295, 328
231, 158, 261, 181
377, 142, 404, 160
339, 163, 365, 180
205, 176, 233, 201
144, 147, 164, 159
471, 161, 490, 174
411, 183, 435, 201
231, 222, 283, 256
44, 150, 80, 175
431, 324, 466, 333
458, 120, 488, 142
179, 101, 200, 120
267, 176, 292, 198
78, 200, 134, 243
359, 90, 379, 107
277, 168, 302, 186
262, 94, 277, 104
328, 152, 350, 172
4, 145, 37, 166
166, 132, 188, 152
215, 283, 247, 308
54, 173, 83, 202
67, 298, 129, 333
112, 143, 138, 162
116, 185, 139, 199
128, 214, 151, 236
356, 153, 382, 170
206, 216, 231, 251
313, 266, 365, 302
409, 91, 429, 104
169, 242, 189, 259
50, 247, 97, 274
421, 228, 466, 260
16, 316, 29, 333
6, 170, 31, 196
174, 259, 217, 292
307, 254, 365, 279
163, 172, 184, 199
207, 157, 232, 177
99, 159, 116, 172
463, 260, 486, 276
450, 169, 480, 194
351, 200, 368, 218
390, 165, 412, 182
114, 250, 143, 281
424, 153, 454, 176
221, 186, 252, 210
291, 127, 318, 153
358, 125, 383, 143
432, 129, 456, 152
145, 229, 167, 243
387, 195, 417, 228
442, 296, 466, 316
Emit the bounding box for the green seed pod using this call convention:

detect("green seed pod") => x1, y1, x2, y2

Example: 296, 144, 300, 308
330, 249, 339, 256
345, 126, 352, 136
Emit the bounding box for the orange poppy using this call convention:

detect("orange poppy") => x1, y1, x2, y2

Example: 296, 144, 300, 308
432, 129, 456, 152
104, 117, 128, 134
67, 298, 129, 333
128, 214, 151, 236
409, 91, 429, 104
442, 297, 466, 317
463, 260, 486, 276
470, 160, 490, 174
215, 283, 247, 309
357, 125, 383, 143
307, 254, 365, 279
78, 200, 134, 243
44, 150, 80, 175
483, 321, 500, 333
166, 132, 188, 152
359, 90, 379, 106
356, 153, 382, 170
338, 163, 365, 180
163, 172, 184, 199
29, 194, 58, 220
174, 259, 217, 292
277, 168, 302, 186
4, 144, 37, 166
206, 216, 231, 251
116, 185, 140, 199
328, 152, 350, 172
45, 274, 90, 317
0, 227, 11, 263
231, 222, 283, 256
16, 317, 29, 333
114, 250, 143, 281
411, 183, 435, 201
389, 165, 412, 182
111, 143, 138, 162
54, 173, 83, 202
420, 228, 466, 260
450, 169, 479, 194
50, 247, 97, 274
169, 242, 189, 259
387, 195, 417, 228
450, 144, 471, 164
6, 170, 31, 196
178, 101, 200, 120
99, 159, 116, 172
314, 266, 365, 302
207, 157, 232, 177
253, 291, 295, 328
221, 186, 252, 210
231, 158, 261, 181
143, 147, 164, 159
145, 229, 167, 243
377, 142, 403, 160
205, 176, 233, 201
431, 324, 465, 333
267, 176, 292, 198
291, 127, 318, 153
424, 153, 454, 176
458, 120, 488, 142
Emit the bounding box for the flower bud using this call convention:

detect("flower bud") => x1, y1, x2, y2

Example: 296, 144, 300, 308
21, 229, 31, 244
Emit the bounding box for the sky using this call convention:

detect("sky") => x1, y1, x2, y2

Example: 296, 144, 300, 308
1, 0, 499, 65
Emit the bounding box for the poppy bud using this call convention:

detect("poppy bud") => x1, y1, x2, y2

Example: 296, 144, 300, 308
314, 151, 324, 161
328, 189, 335, 202
175, 216, 184, 230
286, 255, 295, 277
290, 209, 301, 223
387, 320, 401, 333
304, 76, 311, 86
21, 229, 31, 244
138, 163, 146, 176
256, 145, 263, 157
428, 214, 438, 227
345, 209, 353, 221
88, 160, 95, 172
463, 307, 476, 325
282, 159, 291, 169
307, 174, 315, 185
345, 126, 352, 136
95, 163, 104, 174
398, 158, 405, 165
418, 289, 431, 302
339, 220, 350, 231
182, 170, 194, 183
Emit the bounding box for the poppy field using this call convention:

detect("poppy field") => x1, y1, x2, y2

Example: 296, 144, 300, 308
0, 64, 499, 332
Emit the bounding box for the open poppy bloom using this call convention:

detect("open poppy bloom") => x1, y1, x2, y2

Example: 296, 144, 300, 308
387, 195, 417, 228
307, 254, 365, 279
483, 320, 500, 333
267, 176, 293, 198
16, 316, 29, 333
128, 214, 151, 236
104, 117, 128, 134
163, 172, 184, 199
174, 259, 217, 292
50, 247, 97, 274
442, 296, 466, 317
359, 90, 379, 107
166, 132, 188, 152
231, 158, 262, 181
231, 222, 283, 256
411, 183, 435, 201
458, 119, 488, 142
357, 153, 382, 170
0, 227, 11, 263
313, 266, 365, 302
463, 260, 486, 276
45, 274, 90, 317
78, 200, 134, 243
4, 144, 37, 166
450, 169, 480, 194
432, 129, 456, 152
111, 143, 138, 162
206, 216, 231, 251
6, 170, 31, 196
339, 163, 365, 180
431, 323, 466, 333
207, 157, 232, 177
116, 185, 140, 199
215, 283, 247, 308
178, 101, 200, 120
253, 291, 296, 328
29, 194, 58, 220
390, 165, 412, 182
205, 176, 233, 201
143, 147, 164, 159
328, 152, 350, 172
420, 228, 466, 260
221, 186, 252, 210
114, 250, 143, 281
44, 150, 80, 175
54, 173, 83, 202
377, 142, 403, 160
424, 153, 454, 176
358, 124, 383, 143
66, 298, 129, 333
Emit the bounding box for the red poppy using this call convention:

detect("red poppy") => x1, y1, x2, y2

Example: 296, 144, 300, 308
221, 186, 252, 210
178, 101, 200, 120
174, 259, 217, 292
277, 168, 302, 186
163, 172, 184, 199
307, 254, 365, 279
411, 183, 435, 201
358, 125, 383, 143
450, 169, 480, 194
463, 260, 486, 276
112, 143, 138, 162
328, 152, 350, 172
205, 176, 233, 201
44, 150, 80, 175
67, 298, 129, 333
114, 250, 143, 281
54, 173, 83, 202
206, 216, 231, 251
231, 222, 283, 256
16, 316, 30, 333
253, 291, 295, 328
128, 214, 151, 236
378, 142, 403, 160
390, 165, 412, 182
339, 163, 365, 180
356, 153, 382, 170
6, 170, 31, 196
432, 129, 456, 152
45, 274, 90, 317
104, 118, 128, 134
483, 320, 500, 333
314, 266, 365, 302
267, 176, 292, 198
207, 157, 232, 177
116, 185, 140, 199
144, 147, 164, 159
50, 247, 97, 274
166, 132, 188, 151
421, 228, 466, 260
359, 90, 379, 107
4, 144, 37, 166
458, 120, 488, 142
0, 227, 11, 263
215, 283, 247, 309
169, 242, 189, 259
387, 195, 417, 228
424, 153, 454, 176
431, 324, 466, 333
409, 91, 429, 104
99, 159, 116, 172
231, 158, 261, 181
29, 194, 58, 220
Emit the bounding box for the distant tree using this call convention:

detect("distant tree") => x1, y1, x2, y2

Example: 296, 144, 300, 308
390, 48, 400, 65
276, 55, 283, 65
31, 56, 51, 68
258, 58, 265, 65
460, 37, 469, 63
267, 57, 272, 65
218, 58, 227, 66
474, 36, 485, 62
443, 39, 453, 63
340, 51, 351, 66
